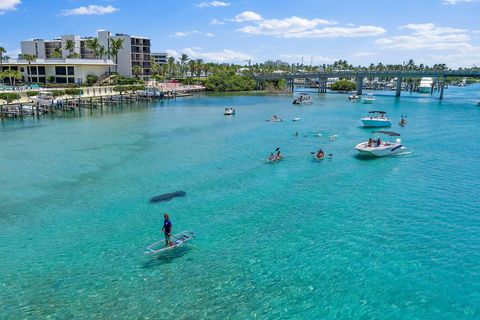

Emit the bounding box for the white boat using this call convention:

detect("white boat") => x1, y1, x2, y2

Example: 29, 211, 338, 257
348, 94, 360, 101
292, 92, 313, 105
360, 111, 392, 127
145, 231, 195, 255
292, 117, 301, 121
362, 94, 375, 104
224, 107, 235, 115
31, 92, 62, 106
355, 131, 406, 157
418, 77, 434, 93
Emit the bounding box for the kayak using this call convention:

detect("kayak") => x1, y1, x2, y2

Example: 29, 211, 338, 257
292, 118, 301, 121
265, 119, 284, 122
145, 231, 195, 255
266, 155, 285, 163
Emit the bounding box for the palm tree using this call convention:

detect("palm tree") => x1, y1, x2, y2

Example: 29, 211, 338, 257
0, 47, 6, 83
85, 38, 101, 59
22, 54, 36, 83
98, 45, 106, 59
51, 47, 62, 59
167, 57, 175, 78
109, 38, 124, 72
180, 53, 189, 78
64, 40, 75, 58
188, 60, 196, 78
5, 69, 22, 86
69, 52, 81, 59
132, 64, 142, 79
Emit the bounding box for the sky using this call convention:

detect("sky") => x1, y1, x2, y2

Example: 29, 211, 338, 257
0, 0, 479, 67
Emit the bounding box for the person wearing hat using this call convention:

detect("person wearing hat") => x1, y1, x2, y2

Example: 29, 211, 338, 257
161, 213, 173, 247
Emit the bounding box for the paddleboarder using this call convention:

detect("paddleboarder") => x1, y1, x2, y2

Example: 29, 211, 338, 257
161, 213, 173, 246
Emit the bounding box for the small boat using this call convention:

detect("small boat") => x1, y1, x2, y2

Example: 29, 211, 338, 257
348, 94, 360, 101
292, 117, 301, 121
362, 94, 376, 104
265, 115, 284, 122
418, 77, 434, 93
355, 131, 406, 157
293, 93, 313, 105
361, 111, 392, 127
477, 100, 480, 106
399, 116, 407, 126
145, 231, 195, 255
224, 107, 235, 115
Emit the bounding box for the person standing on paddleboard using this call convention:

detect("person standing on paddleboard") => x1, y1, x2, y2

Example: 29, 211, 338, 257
161, 213, 173, 246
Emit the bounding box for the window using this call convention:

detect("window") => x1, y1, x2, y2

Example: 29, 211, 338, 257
67, 66, 74, 75
55, 66, 67, 75
30, 67, 37, 75
38, 66, 46, 75
30, 77, 38, 83
56, 77, 67, 84
68, 77, 75, 84
38, 77, 46, 83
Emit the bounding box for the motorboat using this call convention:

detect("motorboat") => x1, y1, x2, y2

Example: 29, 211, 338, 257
267, 148, 284, 163
31, 92, 62, 107
348, 93, 360, 101
362, 94, 375, 104
360, 111, 392, 127
399, 115, 407, 126
292, 92, 313, 105
224, 107, 235, 115
265, 115, 284, 122
418, 77, 434, 93
355, 131, 406, 157
313, 150, 325, 161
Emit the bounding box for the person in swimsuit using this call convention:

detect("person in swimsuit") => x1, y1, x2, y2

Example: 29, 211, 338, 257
161, 213, 173, 246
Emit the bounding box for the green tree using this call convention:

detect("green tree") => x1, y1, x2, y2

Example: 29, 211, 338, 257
167, 57, 175, 78
85, 38, 101, 59
22, 54, 36, 83
110, 38, 124, 72
330, 79, 356, 91
51, 47, 62, 59
180, 53, 189, 78
0, 92, 21, 104
0, 47, 6, 83
64, 39, 75, 58
132, 64, 142, 79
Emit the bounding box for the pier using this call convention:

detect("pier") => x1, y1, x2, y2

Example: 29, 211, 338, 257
0, 84, 205, 119
254, 70, 480, 99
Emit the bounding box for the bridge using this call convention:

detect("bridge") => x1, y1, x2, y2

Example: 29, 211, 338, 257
253, 70, 480, 99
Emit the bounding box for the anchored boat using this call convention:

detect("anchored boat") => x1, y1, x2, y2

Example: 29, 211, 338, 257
361, 111, 392, 127
224, 107, 235, 115
292, 93, 313, 105
355, 131, 406, 157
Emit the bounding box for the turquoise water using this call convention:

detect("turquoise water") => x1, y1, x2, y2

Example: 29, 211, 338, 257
1, 86, 480, 319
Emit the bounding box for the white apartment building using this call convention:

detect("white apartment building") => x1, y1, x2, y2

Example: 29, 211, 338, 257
21, 30, 151, 80
1, 58, 115, 85
151, 53, 168, 65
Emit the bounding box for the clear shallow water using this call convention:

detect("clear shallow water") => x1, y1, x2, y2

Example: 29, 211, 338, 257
1, 86, 480, 319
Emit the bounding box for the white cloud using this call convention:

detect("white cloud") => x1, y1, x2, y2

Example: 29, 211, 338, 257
61, 5, 119, 16
442, 0, 473, 4
0, 0, 21, 14
353, 51, 376, 57
169, 30, 215, 37
279, 54, 336, 63
167, 47, 252, 63
231, 11, 263, 22
210, 18, 225, 25
376, 23, 473, 50
233, 12, 382, 38
196, 1, 230, 8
